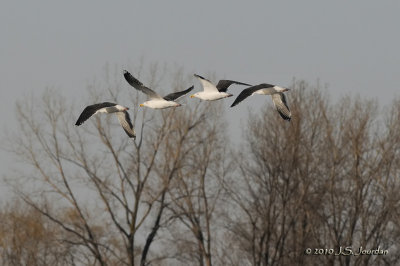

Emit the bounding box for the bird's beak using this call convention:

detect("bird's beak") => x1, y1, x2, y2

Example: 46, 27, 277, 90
190, 95, 195, 98
139, 104, 144, 107
125, 107, 129, 111
284, 88, 290, 92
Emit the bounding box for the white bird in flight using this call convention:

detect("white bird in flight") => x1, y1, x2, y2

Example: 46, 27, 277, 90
231, 83, 292, 121
123, 70, 193, 109
75, 102, 136, 138
191, 74, 251, 101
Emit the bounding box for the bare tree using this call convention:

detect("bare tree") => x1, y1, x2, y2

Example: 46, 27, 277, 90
154, 100, 231, 266
223, 81, 400, 266
4, 69, 400, 266
5, 64, 226, 266
316, 95, 400, 266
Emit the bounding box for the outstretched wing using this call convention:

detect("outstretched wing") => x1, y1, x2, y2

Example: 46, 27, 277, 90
216, 80, 252, 92
163, 86, 194, 101
116, 111, 136, 138
123, 70, 162, 99
75, 102, 116, 126
271, 93, 291, 121
194, 74, 219, 93
230, 85, 268, 107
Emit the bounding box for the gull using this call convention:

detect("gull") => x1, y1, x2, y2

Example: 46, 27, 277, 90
75, 102, 136, 138
190, 74, 251, 101
231, 84, 292, 121
123, 70, 193, 109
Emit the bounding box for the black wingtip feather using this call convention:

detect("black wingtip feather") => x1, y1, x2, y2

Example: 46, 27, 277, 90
194, 74, 207, 80
75, 111, 88, 126
276, 110, 291, 121
123, 70, 130, 79
163, 85, 195, 101
194, 74, 215, 85
123, 70, 143, 88
75, 117, 86, 126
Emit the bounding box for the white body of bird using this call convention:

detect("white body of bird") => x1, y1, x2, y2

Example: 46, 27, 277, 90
140, 100, 181, 109
190, 91, 232, 101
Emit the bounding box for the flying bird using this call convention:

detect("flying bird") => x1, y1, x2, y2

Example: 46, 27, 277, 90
231, 84, 291, 121
123, 70, 193, 109
191, 74, 251, 101
75, 102, 136, 138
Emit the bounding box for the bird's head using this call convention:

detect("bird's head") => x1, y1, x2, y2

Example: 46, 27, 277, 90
190, 92, 199, 99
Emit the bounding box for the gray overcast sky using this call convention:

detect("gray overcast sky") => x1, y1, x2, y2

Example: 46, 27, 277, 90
1, 1, 400, 192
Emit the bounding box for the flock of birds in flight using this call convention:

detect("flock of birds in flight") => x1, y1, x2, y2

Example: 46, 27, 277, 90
75, 70, 292, 139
